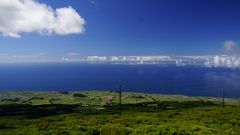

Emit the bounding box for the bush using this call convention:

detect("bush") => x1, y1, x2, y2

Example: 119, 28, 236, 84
73, 93, 87, 98
59, 91, 69, 94
100, 124, 132, 135
29, 97, 44, 100
49, 98, 61, 104
1, 98, 21, 102
131, 95, 145, 99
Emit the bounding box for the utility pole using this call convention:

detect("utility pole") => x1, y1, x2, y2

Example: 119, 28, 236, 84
222, 88, 225, 108
118, 84, 122, 115
119, 84, 122, 107
118, 84, 125, 115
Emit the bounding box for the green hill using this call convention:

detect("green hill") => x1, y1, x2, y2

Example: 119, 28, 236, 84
0, 91, 240, 134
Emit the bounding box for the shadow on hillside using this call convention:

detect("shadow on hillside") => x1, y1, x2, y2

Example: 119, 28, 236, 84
123, 100, 217, 109
0, 104, 80, 119
0, 101, 218, 119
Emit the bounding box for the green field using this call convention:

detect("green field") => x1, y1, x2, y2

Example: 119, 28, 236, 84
0, 91, 240, 135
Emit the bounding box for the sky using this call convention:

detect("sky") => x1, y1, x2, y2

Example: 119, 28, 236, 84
1, 0, 240, 62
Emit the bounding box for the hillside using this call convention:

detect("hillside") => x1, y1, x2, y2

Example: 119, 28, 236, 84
0, 91, 240, 134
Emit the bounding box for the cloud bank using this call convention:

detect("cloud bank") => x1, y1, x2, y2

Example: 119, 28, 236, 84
205, 55, 240, 68
2, 53, 240, 68
0, 0, 85, 38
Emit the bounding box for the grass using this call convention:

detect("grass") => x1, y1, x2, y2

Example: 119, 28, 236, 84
0, 90, 240, 135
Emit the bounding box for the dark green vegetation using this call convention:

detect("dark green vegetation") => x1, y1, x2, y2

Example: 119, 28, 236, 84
0, 91, 240, 135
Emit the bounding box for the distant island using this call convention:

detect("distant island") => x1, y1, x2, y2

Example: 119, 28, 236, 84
0, 90, 239, 134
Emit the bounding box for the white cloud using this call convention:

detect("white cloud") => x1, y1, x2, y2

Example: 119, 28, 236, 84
0, 0, 85, 38
204, 55, 240, 68
0, 53, 47, 62
222, 40, 238, 54
88, 0, 98, 7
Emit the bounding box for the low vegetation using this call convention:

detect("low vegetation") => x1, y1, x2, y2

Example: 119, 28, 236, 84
0, 91, 240, 134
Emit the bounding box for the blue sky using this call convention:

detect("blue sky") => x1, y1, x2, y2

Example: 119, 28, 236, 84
1, 0, 240, 60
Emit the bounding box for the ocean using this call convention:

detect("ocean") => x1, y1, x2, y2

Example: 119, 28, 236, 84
0, 63, 240, 98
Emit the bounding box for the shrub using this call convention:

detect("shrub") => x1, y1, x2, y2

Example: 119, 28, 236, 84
73, 93, 87, 98
49, 98, 61, 104
59, 91, 69, 94
131, 95, 145, 99
100, 124, 132, 135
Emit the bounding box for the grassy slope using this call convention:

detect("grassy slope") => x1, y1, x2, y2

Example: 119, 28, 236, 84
0, 91, 240, 135
0, 90, 239, 106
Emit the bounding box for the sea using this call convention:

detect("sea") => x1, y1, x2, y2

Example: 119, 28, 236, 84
0, 63, 240, 98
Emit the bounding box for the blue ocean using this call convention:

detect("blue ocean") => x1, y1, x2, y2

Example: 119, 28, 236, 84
0, 63, 240, 98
